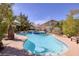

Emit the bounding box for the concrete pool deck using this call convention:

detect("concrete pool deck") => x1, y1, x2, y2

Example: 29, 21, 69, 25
53, 34, 79, 56
2, 34, 28, 50
2, 39, 24, 50
15, 34, 28, 41
1, 34, 34, 56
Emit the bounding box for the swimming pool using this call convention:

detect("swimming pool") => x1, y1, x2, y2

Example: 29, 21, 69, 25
21, 32, 68, 56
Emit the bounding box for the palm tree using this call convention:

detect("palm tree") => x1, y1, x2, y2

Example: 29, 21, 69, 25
0, 3, 14, 40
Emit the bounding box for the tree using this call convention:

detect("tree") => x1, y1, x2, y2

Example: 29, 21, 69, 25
15, 13, 31, 31
0, 3, 14, 40
75, 19, 79, 35
62, 15, 77, 37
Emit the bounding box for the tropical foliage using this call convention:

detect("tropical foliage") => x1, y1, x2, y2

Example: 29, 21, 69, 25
62, 15, 77, 37
53, 10, 79, 37
0, 3, 14, 40
14, 13, 32, 32
0, 3, 32, 40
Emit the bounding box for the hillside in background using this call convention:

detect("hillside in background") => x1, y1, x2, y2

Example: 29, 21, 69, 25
41, 20, 58, 26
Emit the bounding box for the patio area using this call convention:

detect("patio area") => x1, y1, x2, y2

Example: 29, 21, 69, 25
0, 34, 34, 56
53, 34, 79, 56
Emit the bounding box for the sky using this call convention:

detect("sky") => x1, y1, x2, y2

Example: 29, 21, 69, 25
12, 3, 79, 24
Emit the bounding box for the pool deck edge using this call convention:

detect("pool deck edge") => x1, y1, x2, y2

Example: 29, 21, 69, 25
52, 34, 79, 56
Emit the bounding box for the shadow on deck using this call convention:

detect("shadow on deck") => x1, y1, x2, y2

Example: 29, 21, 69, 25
0, 46, 34, 56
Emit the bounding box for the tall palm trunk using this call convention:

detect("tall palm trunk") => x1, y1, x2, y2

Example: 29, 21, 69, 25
8, 25, 14, 40
0, 35, 4, 51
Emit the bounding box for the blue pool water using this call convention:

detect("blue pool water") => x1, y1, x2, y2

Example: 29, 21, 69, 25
21, 32, 68, 55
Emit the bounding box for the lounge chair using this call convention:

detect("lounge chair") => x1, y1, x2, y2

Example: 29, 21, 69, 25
71, 36, 79, 44
71, 36, 76, 41
76, 37, 79, 44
